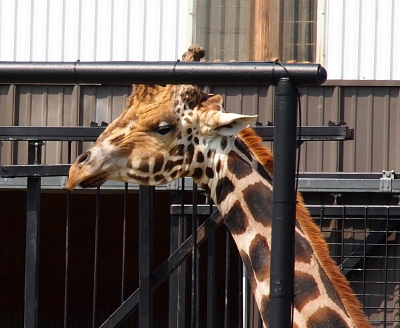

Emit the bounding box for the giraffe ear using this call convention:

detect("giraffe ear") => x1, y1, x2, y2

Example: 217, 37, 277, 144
213, 112, 258, 136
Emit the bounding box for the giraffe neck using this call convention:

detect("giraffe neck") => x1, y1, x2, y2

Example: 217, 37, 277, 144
193, 130, 369, 328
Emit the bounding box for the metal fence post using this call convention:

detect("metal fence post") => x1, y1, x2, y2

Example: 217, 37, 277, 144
269, 78, 299, 328
24, 141, 43, 328
139, 186, 155, 328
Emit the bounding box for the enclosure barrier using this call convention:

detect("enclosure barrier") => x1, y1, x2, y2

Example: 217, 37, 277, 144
0, 61, 327, 328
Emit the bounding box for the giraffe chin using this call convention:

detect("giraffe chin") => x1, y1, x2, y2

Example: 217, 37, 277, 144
78, 173, 109, 189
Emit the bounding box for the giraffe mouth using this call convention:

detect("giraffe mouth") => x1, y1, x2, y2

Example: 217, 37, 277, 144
79, 172, 109, 188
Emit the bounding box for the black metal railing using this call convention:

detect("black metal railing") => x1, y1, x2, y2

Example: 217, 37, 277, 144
2, 60, 367, 328
1, 124, 399, 327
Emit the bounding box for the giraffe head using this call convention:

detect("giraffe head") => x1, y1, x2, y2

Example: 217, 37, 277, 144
65, 82, 257, 190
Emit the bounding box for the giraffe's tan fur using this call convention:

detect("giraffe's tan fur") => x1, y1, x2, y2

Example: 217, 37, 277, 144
66, 45, 371, 328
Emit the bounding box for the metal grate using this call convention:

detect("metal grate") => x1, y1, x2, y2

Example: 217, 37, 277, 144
309, 205, 400, 328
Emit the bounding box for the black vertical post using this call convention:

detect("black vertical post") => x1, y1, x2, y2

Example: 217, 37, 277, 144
139, 185, 154, 328
269, 78, 298, 328
169, 189, 188, 328
24, 141, 42, 328
206, 230, 217, 328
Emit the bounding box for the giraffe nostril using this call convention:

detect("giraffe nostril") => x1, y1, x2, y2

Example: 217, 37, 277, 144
76, 152, 90, 164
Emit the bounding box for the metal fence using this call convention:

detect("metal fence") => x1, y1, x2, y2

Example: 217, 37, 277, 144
1, 126, 399, 327
0, 62, 398, 327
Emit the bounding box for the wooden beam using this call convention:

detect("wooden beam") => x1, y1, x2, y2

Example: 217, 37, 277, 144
268, 0, 283, 60
253, 0, 270, 61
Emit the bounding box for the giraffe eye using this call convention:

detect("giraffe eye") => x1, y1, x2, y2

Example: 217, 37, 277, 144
154, 124, 174, 135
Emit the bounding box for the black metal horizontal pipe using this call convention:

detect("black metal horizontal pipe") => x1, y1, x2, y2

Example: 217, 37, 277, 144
0, 61, 327, 86
0, 125, 352, 142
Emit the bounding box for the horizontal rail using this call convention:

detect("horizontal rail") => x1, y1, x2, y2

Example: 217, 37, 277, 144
0, 164, 70, 177
2, 167, 400, 194
254, 125, 353, 141
0, 126, 105, 141
0, 125, 353, 141
171, 204, 400, 217
0, 61, 327, 86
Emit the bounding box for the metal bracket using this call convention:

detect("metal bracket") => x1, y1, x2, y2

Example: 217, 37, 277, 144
380, 170, 395, 192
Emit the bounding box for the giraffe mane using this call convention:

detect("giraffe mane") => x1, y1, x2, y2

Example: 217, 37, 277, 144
238, 127, 369, 327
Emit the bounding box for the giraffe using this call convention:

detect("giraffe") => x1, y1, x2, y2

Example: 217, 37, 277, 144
65, 46, 371, 328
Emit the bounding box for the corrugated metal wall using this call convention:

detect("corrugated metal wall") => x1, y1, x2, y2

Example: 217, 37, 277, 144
325, 0, 400, 80
2, 83, 400, 173
0, 0, 192, 61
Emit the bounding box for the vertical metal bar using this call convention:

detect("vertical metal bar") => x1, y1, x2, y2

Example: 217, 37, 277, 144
206, 228, 216, 327
224, 230, 231, 328
139, 185, 154, 328
242, 265, 249, 328
92, 187, 101, 328
340, 206, 346, 270
206, 232, 217, 325
238, 257, 243, 328
179, 179, 187, 327
24, 141, 42, 328
269, 78, 298, 328
64, 140, 72, 328
63, 189, 70, 328
24, 176, 41, 328
191, 183, 199, 328
383, 207, 389, 327
362, 207, 367, 313
169, 179, 189, 328
121, 183, 128, 302
169, 199, 179, 328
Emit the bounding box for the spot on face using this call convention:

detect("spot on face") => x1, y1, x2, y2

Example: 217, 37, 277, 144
127, 172, 150, 185
186, 144, 195, 163
169, 144, 184, 157
249, 234, 271, 282
242, 182, 272, 226
216, 160, 222, 173
216, 177, 235, 204
170, 170, 179, 180
221, 137, 228, 150
154, 174, 166, 183
207, 149, 216, 159
196, 152, 205, 163
227, 151, 252, 179
294, 271, 320, 312
153, 153, 164, 173
138, 159, 150, 173
165, 159, 184, 173
306, 307, 349, 328
205, 167, 214, 179
224, 200, 249, 235
192, 167, 203, 180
